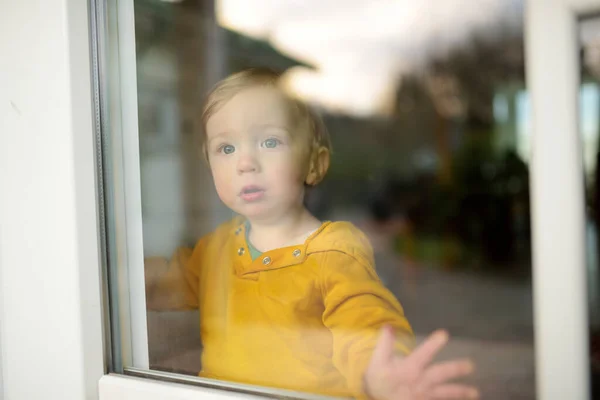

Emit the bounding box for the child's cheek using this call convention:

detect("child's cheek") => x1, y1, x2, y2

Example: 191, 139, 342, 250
211, 166, 234, 200
214, 180, 235, 208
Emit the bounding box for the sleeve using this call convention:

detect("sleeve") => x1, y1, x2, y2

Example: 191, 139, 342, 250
145, 238, 206, 311
319, 250, 415, 397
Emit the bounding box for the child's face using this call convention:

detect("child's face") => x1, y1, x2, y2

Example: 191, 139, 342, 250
205, 86, 307, 222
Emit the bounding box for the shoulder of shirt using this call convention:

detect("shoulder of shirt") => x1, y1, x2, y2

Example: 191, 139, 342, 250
306, 221, 375, 267
193, 215, 245, 249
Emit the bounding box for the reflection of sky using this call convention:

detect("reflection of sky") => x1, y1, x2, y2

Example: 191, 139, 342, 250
515, 90, 530, 163
515, 84, 599, 181
217, 0, 523, 116
494, 94, 509, 124
581, 83, 600, 181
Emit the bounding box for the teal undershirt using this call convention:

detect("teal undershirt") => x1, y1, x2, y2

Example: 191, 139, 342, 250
245, 222, 263, 261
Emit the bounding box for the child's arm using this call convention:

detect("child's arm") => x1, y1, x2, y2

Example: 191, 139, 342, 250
364, 327, 478, 400
319, 250, 413, 395
145, 218, 240, 311
319, 251, 476, 399
145, 244, 200, 311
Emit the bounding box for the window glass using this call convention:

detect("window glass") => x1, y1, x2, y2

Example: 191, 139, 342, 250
580, 16, 600, 398
107, 0, 538, 398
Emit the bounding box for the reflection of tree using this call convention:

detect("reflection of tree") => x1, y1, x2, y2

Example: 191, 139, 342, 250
429, 34, 525, 129
223, 30, 313, 73
426, 33, 527, 269
134, 0, 173, 58
452, 130, 530, 267
349, 31, 530, 270
134, 0, 311, 74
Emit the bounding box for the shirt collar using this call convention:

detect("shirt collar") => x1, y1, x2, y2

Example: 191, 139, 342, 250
231, 220, 331, 276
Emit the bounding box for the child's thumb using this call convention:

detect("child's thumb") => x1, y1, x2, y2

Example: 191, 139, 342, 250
370, 325, 396, 367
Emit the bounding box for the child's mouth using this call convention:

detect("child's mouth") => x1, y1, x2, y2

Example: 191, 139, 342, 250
239, 186, 265, 202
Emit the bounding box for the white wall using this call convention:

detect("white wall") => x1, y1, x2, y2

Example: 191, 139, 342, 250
0, 0, 105, 399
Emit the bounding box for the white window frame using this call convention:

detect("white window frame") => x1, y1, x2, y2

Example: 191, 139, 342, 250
0, 1, 106, 399
526, 0, 599, 398
0, 0, 598, 399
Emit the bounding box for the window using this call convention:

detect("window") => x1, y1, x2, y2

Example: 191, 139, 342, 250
92, 0, 587, 399
1, 1, 595, 399
581, 15, 600, 396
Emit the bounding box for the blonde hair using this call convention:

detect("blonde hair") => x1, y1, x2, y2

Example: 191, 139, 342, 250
200, 68, 331, 186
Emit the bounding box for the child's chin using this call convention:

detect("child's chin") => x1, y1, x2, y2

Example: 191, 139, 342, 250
233, 204, 270, 219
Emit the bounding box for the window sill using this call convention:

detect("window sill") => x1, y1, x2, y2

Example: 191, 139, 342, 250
99, 374, 262, 400
100, 371, 343, 400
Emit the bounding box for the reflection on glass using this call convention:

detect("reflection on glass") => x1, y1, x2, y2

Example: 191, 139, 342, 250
135, 1, 533, 399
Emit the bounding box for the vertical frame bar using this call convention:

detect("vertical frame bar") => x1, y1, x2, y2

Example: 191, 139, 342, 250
526, 1, 590, 398
98, 0, 150, 370
115, 0, 151, 370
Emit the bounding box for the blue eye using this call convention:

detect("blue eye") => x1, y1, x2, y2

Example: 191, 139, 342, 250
220, 144, 235, 154
263, 138, 279, 149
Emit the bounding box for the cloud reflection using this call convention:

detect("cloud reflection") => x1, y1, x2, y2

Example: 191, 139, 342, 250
217, 0, 522, 115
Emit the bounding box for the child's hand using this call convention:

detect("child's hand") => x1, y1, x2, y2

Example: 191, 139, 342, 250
364, 326, 479, 400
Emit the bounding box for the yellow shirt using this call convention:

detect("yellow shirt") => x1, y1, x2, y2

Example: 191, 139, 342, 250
147, 218, 414, 398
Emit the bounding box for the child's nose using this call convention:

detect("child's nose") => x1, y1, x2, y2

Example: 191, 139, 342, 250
236, 151, 260, 174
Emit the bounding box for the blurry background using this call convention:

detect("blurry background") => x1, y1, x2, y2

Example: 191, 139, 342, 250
134, 1, 600, 398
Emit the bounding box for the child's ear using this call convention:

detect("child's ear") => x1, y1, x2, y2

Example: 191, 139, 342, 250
305, 147, 330, 186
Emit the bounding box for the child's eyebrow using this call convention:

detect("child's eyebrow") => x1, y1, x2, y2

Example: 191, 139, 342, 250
207, 125, 290, 145
207, 131, 231, 145
253, 124, 290, 133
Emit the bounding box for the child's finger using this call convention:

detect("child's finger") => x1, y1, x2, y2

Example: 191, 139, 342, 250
429, 383, 479, 399
406, 330, 449, 369
370, 325, 396, 367
418, 359, 475, 389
